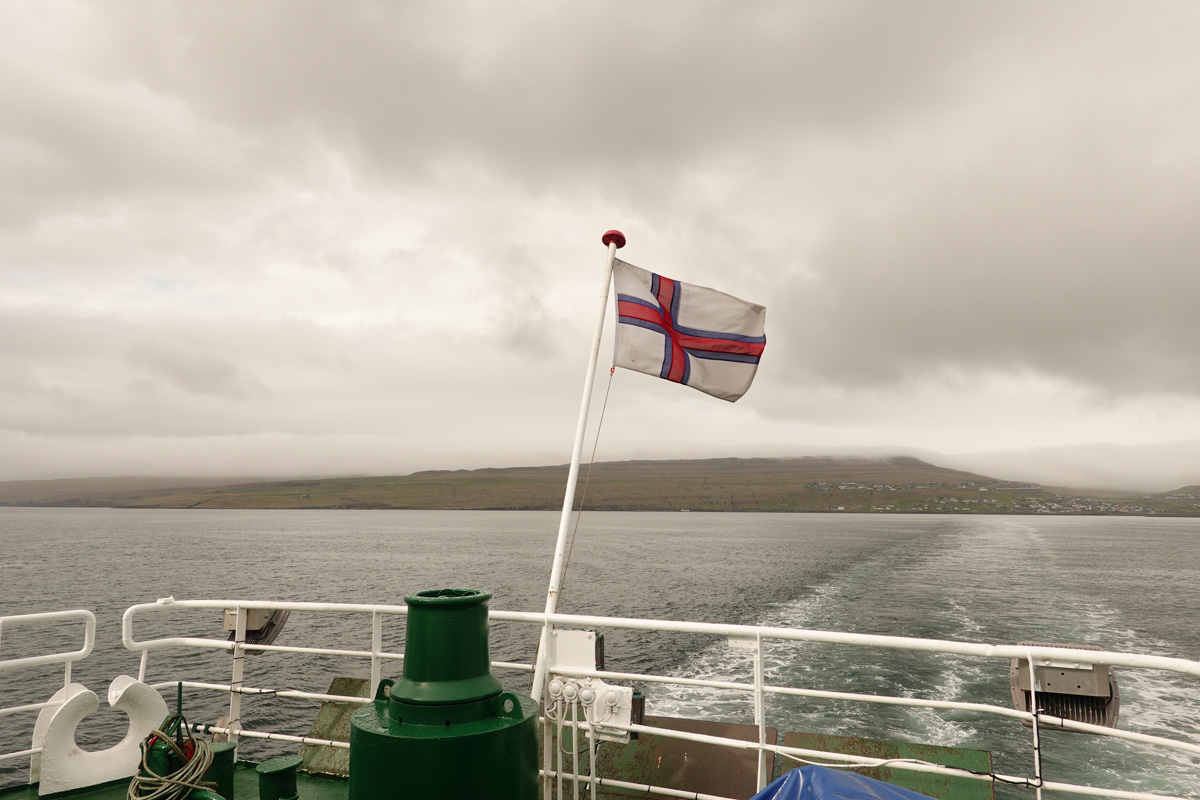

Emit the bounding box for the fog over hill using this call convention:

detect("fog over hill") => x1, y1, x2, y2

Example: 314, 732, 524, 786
939, 442, 1200, 494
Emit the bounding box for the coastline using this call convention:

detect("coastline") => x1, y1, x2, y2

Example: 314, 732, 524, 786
3, 457, 1198, 516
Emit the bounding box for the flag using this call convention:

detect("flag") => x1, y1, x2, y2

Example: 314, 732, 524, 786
613, 259, 766, 402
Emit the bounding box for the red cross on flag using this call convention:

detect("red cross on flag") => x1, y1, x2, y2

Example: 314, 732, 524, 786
613, 259, 766, 402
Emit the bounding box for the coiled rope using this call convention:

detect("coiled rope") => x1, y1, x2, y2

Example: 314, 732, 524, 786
127, 727, 217, 800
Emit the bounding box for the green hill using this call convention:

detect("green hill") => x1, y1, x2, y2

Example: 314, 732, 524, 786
3, 456, 1194, 515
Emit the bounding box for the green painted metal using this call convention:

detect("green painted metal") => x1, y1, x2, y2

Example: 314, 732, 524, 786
203, 741, 237, 800
0, 764, 348, 800
350, 693, 538, 798
390, 588, 503, 713
348, 589, 538, 800
255, 755, 302, 800
236, 762, 344, 800
781, 731, 993, 799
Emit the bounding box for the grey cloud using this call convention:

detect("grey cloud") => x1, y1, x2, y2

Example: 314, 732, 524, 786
6, 2, 1200, 484
125, 342, 270, 400
76, 3, 1046, 192
10, 1, 1199, 219
777, 118, 1200, 396
0, 363, 80, 409
0, 59, 254, 229
0, 305, 582, 441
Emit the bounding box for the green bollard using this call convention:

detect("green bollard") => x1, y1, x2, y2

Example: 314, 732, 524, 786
349, 589, 539, 800
203, 741, 237, 800
256, 754, 302, 800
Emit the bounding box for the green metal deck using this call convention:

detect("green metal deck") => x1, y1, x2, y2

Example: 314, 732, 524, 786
2, 676, 993, 800
2, 727, 993, 800
0, 763, 349, 800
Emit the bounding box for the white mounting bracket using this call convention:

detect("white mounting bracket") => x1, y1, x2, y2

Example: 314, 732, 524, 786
547, 628, 635, 744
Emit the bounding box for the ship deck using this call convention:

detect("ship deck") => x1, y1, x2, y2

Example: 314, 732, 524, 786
0, 763, 350, 800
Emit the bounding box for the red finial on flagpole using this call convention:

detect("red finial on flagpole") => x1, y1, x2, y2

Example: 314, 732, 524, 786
602, 229, 626, 249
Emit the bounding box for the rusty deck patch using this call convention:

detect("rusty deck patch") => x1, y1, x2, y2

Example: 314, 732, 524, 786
588, 715, 777, 799
299, 677, 370, 777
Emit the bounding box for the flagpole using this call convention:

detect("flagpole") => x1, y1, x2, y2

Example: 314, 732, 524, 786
530, 229, 625, 704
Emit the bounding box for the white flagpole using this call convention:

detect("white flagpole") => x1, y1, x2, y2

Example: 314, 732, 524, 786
530, 229, 625, 703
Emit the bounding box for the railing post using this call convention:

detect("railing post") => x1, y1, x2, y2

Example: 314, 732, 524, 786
370, 610, 382, 699
556, 696, 566, 800
587, 712, 598, 800
1027, 653, 1043, 800
754, 631, 767, 791
571, 697, 580, 800
229, 606, 247, 753
543, 701, 555, 800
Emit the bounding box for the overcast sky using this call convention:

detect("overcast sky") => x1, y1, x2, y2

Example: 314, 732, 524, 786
4, 1, 1200, 491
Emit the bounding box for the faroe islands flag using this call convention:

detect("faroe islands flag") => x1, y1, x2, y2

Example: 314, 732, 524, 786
613, 259, 766, 402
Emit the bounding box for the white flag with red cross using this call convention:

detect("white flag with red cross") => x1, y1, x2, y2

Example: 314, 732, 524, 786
613, 259, 766, 402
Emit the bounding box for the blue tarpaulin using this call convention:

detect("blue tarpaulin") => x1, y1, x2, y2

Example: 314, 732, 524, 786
748, 765, 937, 800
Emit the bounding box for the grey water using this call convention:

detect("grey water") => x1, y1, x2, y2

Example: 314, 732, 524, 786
1, 509, 1198, 797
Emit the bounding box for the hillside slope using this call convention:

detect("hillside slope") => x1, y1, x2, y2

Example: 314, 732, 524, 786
2, 457, 1193, 515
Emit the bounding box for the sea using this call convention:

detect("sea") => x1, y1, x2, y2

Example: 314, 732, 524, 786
1, 508, 1198, 798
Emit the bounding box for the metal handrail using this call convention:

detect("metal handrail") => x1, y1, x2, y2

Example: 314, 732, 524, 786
0, 609, 96, 765
121, 599, 1200, 800
0, 609, 96, 673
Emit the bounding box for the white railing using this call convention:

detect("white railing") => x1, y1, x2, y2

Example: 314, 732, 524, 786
120, 600, 1200, 800
124, 598, 409, 749
0, 609, 96, 765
